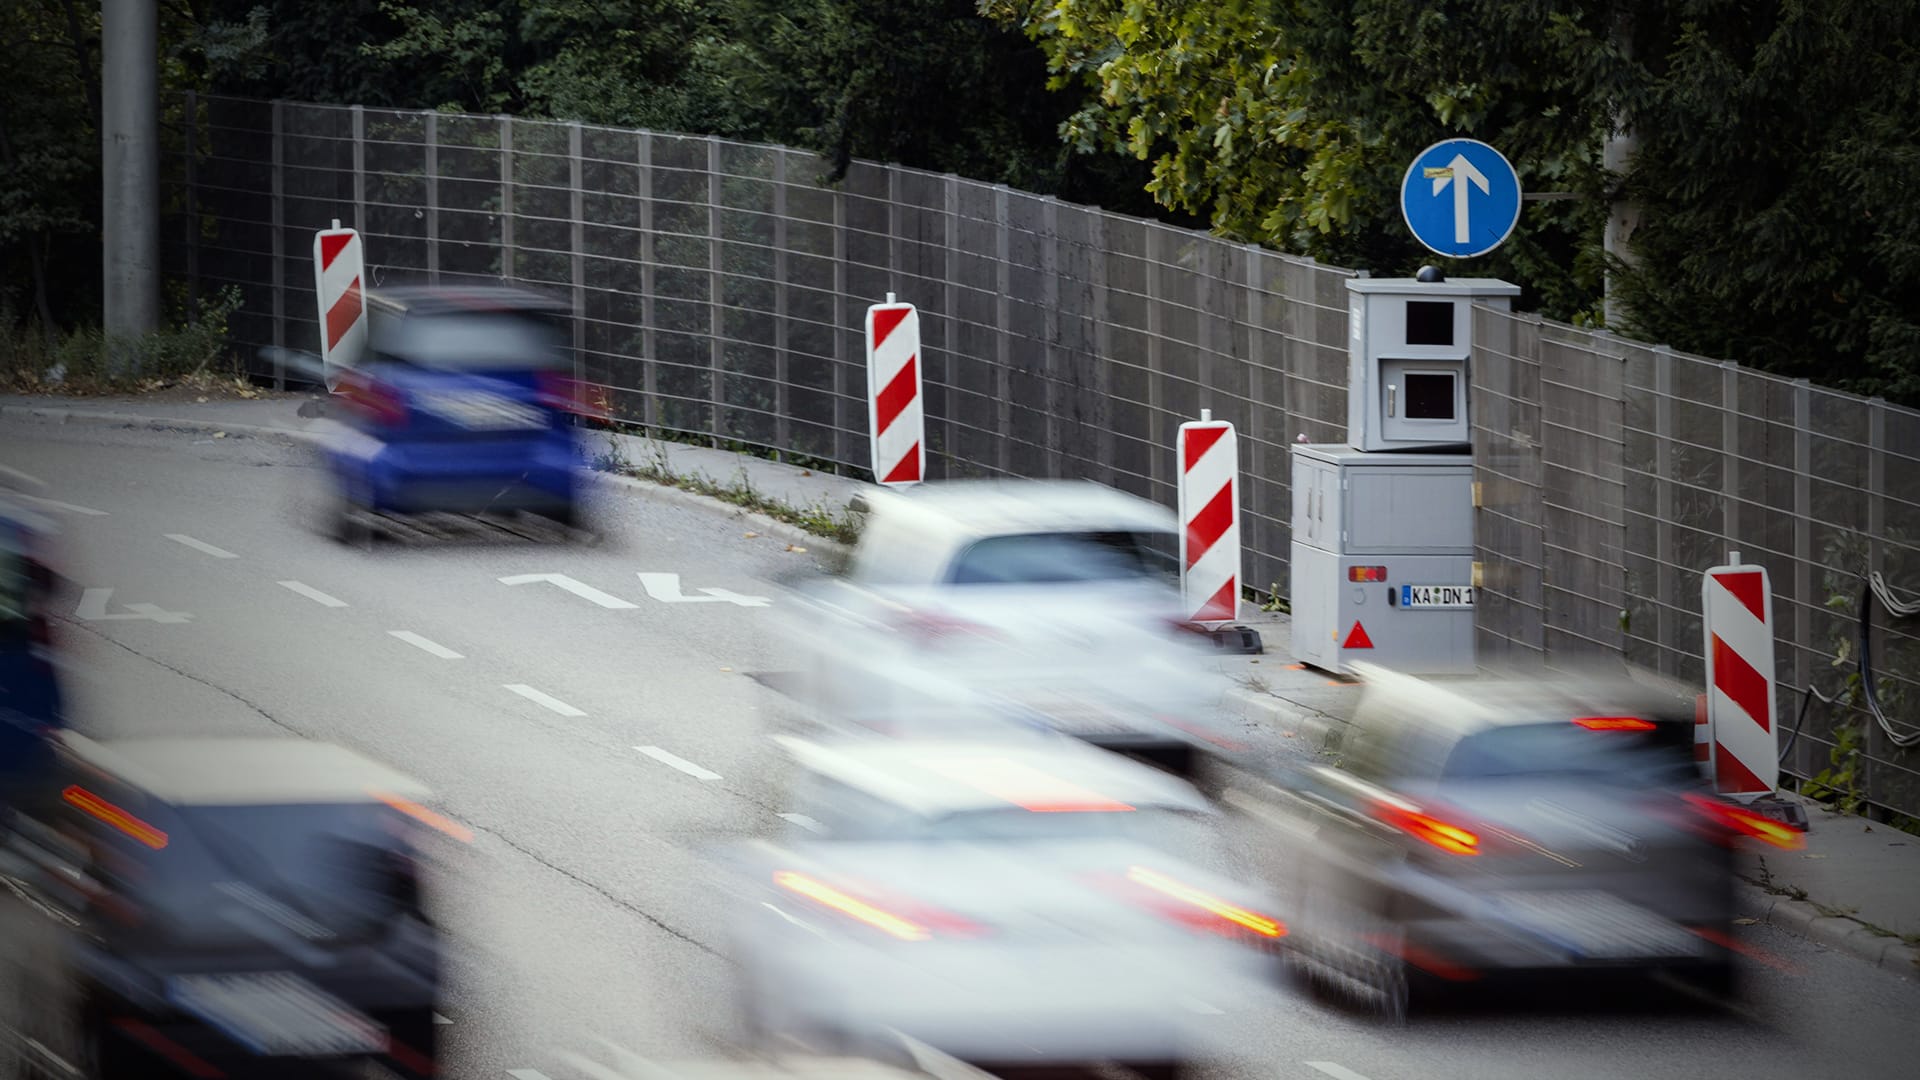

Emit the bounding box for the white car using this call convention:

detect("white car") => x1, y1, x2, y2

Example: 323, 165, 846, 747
726, 735, 1282, 1078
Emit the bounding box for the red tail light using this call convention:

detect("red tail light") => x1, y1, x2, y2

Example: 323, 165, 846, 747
895, 610, 999, 648
1682, 793, 1805, 850
1572, 715, 1657, 731
1348, 566, 1388, 583
773, 870, 985, 941
63, 786, 168, 850
336, 371, 407, 427
1091, 866, 1284, 943
1376, 801, 1481, 856
536, 373, 612, 422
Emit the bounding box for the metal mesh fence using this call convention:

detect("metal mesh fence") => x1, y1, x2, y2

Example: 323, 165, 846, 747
1474, 307, 1920, 820
161, 94, 1920, 817
160, 94, 1351, 599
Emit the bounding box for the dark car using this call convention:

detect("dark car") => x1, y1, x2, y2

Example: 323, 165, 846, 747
0, 495, 65, 804
0, 735, 449, 1077
320, 285, 605, 542
1234, 663, 1802, 1021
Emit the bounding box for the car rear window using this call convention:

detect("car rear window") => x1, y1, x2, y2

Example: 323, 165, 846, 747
947, 531, 1177, 586
1441, 721, 1697, 785
371, 310, 570, 371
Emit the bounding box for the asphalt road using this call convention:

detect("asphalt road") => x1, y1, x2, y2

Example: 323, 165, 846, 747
4, 415, 1917, 1080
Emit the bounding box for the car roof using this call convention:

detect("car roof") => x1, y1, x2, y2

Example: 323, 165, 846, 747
58, 735, 433, 807
1348, 661, 1689, 743
774, 734, 1211, 818
367, 284, 572, 319
862, 480, 1177, 540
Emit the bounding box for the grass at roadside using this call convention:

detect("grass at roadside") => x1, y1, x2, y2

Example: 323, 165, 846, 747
591, 431, 863, 548
2, 288, 247, 396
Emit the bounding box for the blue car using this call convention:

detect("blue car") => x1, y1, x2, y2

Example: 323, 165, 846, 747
321, 285, 603, 542
0, 496, 65, 806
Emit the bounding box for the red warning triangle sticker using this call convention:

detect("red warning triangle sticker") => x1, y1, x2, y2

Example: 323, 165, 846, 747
1342, 621, 1374, 649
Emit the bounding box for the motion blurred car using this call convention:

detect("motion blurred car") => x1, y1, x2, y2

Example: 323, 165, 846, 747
0, 493, 66, 806
0, 735, 450, 1078
1234, 662, 1803, 1021
727, 734, 1282, 1078
318, 284, 606, 544
784, 480, 1232, 776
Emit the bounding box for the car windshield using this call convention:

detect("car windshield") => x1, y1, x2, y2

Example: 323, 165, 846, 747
948, 531, 1177, 586
1441, 722, 1696, 786
372, 310, 570, 371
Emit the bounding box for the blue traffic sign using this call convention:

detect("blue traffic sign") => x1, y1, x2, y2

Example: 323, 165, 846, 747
1400, 139, 1522, 259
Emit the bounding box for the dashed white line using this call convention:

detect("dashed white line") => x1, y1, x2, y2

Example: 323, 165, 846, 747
635, 745, 721, 781
504, 684, 586, 717
505, 1071, 552, 1080
388, 631, 464, 659
432, 1013, 452, 1026
779, 812, 826, 834
278, 580, 347, 608
1306, 1062, 1375, 1080
166, 533, 239, 559
0, 465, 44, 488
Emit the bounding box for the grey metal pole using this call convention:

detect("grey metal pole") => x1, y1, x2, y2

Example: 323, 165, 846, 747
1603, 11, 1639, 328
101, 0, 162, 367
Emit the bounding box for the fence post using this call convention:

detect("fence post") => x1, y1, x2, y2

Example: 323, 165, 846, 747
423, 111, 439, 283
183, 90, 199, 322
708, 136, 725, 447
1088, 214, 1116, 488
568, 122, 585, 382
993, 186, 1012, 475
1790, 378, 1812, 774
638, 131, 658, 431
1145, 225, 1165, 495
1721, 361, 1741, 544
941, 176, 961, 477
772, 151, 791, 456
1041, 198, 1063, 478
498, 116, 514, 281
832, 182, 850, 471
270, 99, 285, 390
351, 105, 365, 233
1653, 346, 1675, 675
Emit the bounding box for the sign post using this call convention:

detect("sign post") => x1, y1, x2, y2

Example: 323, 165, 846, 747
864, 294, 924, 486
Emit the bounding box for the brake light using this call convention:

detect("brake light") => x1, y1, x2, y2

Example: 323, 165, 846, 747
773, 870, 984, 941
1683, 794, 1805, 850
337, 371, 406, 427
371, 789, 474, 844
1124, 866, 1285, 939
896, 610, 999, 648
914, 755, 1136, 813
1377, 802, 1480, 856
62, 786, 167, 850
1348, 566, 1387, 583
1573, 715, 1657, 731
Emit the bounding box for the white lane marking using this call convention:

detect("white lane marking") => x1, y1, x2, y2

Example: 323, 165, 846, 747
779, 812, 827, 834
504, 684, 586, 717
1306, 1063, 1375, 1080
389, 631, 464, 659
73, 588, 193, 623
505, 1071, 552, 1080
635, 745, 721, 781
498, 572, 638, 609
17, 492, 109, 516
166, 533, 239, 559
0, 465, 44, 487
636, 572, 771, 608
278, 580, 347, 608
432, 1013, 452, 1026
1182, 997, 1224, 1015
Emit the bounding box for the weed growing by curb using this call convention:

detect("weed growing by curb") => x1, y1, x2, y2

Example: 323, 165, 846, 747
595, 432, 862, 547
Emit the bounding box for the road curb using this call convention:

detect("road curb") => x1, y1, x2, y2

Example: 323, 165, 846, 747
1220, 685, 1345, 756
0, 402, 323, 446
1737, 880, 1920, 975
595, 471, 853, 561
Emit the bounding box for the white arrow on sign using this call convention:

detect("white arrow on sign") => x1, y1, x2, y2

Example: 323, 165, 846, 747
636, 573, 771, 608
74, 588, 193, 623
1432, 154, 1491, 244
498, 573, 638, 609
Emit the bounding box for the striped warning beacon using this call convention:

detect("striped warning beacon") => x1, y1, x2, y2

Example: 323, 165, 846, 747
312, 220, 367, 392
865, 293, 924, 486
1177, 410, 1241, 625
1700, 553, 1779, 797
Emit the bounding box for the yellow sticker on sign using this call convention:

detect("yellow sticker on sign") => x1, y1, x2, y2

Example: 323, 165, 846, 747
1423, 166, 1453, 179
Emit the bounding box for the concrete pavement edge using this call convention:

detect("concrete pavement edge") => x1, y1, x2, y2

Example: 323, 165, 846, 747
1220, 685, 1344, 756
0, 402, 321, 446
595, 471, 852, 561
1738, 881, 1920, 975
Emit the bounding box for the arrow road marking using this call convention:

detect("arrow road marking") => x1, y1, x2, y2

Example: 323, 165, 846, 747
165, 533, 239, 559
1432, 152, 1491, 244
498, 573, 638, 609
73, 588, 193, 623
636, 572, 771, 608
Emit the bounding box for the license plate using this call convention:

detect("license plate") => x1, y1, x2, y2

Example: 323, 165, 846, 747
167, 973, 387, 1057
1489, 890, 1701, 961
1401, 584, 1474, 609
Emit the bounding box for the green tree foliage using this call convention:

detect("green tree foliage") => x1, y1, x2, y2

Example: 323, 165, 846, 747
991, 0, 1920, 401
